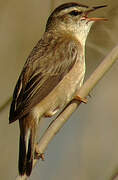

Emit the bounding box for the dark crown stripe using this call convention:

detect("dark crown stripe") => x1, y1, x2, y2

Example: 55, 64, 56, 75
53, 2, 88, 14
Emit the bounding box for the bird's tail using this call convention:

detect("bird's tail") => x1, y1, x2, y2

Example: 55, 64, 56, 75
19, 115, 36, 177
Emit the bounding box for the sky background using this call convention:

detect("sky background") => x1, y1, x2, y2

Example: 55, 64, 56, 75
0, 0, 118, 180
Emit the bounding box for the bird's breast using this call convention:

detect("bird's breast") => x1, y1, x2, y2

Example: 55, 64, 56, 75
32, 57, 85, 120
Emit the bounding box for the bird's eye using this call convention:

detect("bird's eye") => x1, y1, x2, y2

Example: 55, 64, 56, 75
69, 10, 82, 16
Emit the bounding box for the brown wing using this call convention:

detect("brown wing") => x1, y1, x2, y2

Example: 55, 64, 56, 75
9, 32, 80, 123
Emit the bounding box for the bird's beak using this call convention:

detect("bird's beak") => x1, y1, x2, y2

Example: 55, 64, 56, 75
84, 5, 108, 22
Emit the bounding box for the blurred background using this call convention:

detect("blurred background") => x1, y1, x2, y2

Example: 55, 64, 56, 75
0, 0, 118, 180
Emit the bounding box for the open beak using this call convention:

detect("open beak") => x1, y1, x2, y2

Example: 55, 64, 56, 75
84, 5, 108, 22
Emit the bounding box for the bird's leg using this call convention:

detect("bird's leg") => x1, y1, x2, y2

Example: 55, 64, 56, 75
74, 95, 87, 103
44, 106, 60, 118
44, 110, 57, 118
34, 144, 45, 161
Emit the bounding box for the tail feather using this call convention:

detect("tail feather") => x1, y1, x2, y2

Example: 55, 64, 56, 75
19, 135, 27, 175
26, 130, 34, 176
19, 116, 36, 177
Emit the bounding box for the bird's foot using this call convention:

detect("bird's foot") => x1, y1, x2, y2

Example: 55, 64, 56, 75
74, 95, 87, 103
34, 144, 45, 161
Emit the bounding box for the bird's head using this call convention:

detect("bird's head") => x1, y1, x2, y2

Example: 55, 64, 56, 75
46, 2, 107, 45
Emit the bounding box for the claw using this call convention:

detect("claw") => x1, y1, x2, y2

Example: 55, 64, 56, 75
39, 153, 45, 161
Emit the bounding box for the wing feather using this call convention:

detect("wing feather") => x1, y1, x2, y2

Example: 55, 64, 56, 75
9, 32, 80, 123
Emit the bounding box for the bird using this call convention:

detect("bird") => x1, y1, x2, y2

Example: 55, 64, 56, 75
9, 2, 107, 178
